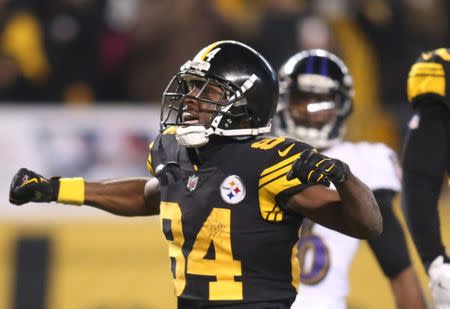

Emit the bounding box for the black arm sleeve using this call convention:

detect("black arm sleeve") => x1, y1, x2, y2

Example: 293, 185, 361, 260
368, 189, 411, 278
401, 99, 449, 269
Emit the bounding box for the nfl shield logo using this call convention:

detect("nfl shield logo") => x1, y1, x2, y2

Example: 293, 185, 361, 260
186, 174, 199, 191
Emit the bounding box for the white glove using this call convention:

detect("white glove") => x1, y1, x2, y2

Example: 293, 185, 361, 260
429, 255, 450, 309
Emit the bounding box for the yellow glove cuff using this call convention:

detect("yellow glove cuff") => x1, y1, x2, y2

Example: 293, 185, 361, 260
57, 178, 85, 205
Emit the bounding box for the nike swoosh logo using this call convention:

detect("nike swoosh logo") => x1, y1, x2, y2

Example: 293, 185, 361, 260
19, 177, 48, 188
278, 143, 295, 157
20, 178, 39, 188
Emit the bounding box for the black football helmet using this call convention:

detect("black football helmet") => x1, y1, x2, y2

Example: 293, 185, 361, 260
274, 49, 354, 149
161, 40, 279, 147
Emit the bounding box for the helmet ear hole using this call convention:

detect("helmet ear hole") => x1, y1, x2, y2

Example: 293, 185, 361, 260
219, 102, 251, 130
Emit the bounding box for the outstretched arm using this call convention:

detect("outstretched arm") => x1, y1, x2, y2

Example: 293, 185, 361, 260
286, 149, 382, 239
85, 177, 160, 216
9, 168, 160, 216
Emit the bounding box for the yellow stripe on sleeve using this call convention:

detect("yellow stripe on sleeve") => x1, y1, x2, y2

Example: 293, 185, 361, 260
259, 160, 298, 188
258, 160, 302, 222
257, 152, 306, 222
258, 175, 301, 222
260, 153, 300, 178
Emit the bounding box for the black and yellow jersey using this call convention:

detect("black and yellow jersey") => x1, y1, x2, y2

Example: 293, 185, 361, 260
407, 48, 450, 109
147, 129, 312, 303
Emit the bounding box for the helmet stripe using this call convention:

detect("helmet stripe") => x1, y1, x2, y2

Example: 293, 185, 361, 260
305, 56, 314, 73
195, 41, 225, 61
320, 57, 329, 76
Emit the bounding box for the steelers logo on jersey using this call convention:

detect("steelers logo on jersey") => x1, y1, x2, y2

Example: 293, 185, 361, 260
220, 175, 246, 204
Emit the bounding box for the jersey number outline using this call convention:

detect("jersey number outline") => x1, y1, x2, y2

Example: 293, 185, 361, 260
298, 222, 330, 285
160, 202, 243, 300
251, 137, 285, 150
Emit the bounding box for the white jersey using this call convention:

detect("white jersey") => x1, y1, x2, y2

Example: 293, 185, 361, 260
291, 142, 401, 309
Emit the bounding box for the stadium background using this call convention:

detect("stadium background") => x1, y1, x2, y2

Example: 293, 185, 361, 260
0, 1, 449, 308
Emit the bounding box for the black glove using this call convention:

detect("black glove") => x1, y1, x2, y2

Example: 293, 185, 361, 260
9, 168, 59, 205
286, 148, 349, 187
154, 161, 181, 186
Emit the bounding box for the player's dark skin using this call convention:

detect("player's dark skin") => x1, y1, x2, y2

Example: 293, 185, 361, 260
82, 84, 382, 240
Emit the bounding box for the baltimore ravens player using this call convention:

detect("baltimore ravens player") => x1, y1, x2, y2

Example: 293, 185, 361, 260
9, 41, 382, 309
273, 49, 426, 309
403, 48, 450, 309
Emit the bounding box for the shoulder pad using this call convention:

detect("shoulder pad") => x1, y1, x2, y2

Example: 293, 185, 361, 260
146, 133, 179, 176
407, 48, 450, 109
162, 126, 177, 135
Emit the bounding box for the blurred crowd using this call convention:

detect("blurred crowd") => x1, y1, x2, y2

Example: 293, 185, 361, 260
0, 0, 449, 131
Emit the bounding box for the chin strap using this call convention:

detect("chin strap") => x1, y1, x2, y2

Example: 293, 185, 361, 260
175, 124, 272, 148
176, 126, 210, 148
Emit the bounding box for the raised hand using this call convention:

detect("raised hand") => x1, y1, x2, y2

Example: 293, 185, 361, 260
287, 148, 349, 186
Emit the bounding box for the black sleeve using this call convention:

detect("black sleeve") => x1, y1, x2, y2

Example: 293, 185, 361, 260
368, 189, 411, 278
401, 99, 449, 269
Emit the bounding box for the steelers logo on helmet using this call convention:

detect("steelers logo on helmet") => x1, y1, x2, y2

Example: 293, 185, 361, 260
160, 40, 279, 147
220, 175, 246, 204
274, 49, 354, 149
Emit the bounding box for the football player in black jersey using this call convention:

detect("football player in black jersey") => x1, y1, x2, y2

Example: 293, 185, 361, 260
403, 48, 450, 309
9, 41, 382, 309
274, 49, 426, 309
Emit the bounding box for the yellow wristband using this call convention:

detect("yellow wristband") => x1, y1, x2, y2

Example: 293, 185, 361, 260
57, 178, 85, 205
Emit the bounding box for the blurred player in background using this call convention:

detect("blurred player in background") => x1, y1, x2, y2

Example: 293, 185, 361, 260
273, 49, 426, 309
8, 41, 382, 309
403, 48, 450, 309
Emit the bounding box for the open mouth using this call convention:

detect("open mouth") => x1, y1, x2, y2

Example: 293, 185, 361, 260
306, 101, 335, 113
182, 111, 200, 124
